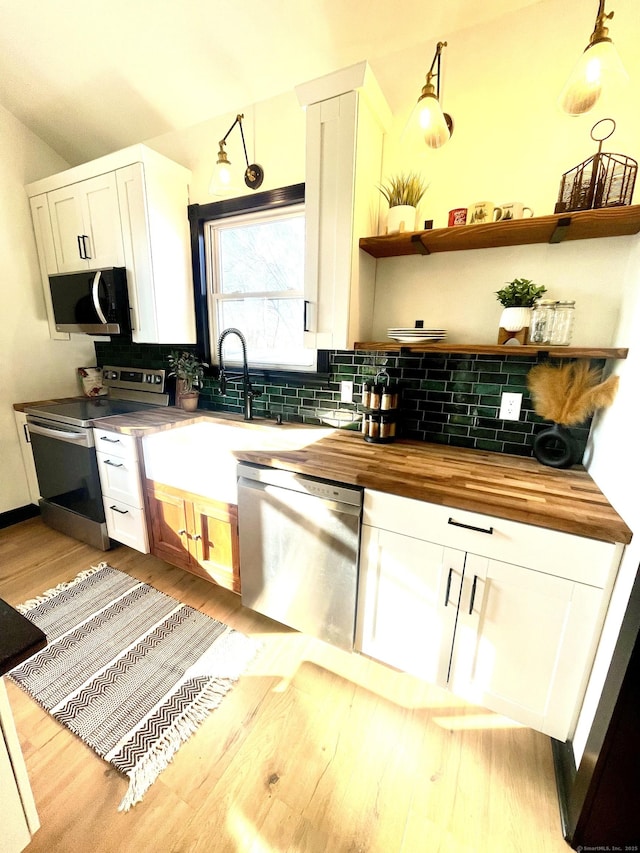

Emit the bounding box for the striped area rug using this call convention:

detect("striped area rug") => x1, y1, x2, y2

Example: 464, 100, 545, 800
10, 563, 260, 811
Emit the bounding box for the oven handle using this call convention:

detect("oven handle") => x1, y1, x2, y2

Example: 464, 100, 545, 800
27, 421, 93, 448
91, 270, 109, 325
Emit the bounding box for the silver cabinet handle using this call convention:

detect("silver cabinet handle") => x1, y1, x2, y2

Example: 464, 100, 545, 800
177, 528, 187, 536
99, 435, 121, 444
104, 459, 124, 468
447, 517, 493, 535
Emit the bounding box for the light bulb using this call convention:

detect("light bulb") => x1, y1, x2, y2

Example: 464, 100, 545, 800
209, 158, 235, 196
560, 40, 629, 115
409, 93, 451, 149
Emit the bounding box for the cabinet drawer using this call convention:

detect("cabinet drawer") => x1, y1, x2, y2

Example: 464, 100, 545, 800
93, 429, 137, 460
364, 489, 621, 587
97, 451, 144, 506
102, 498, 148, 553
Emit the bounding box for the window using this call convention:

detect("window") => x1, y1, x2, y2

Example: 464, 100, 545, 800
205, 203, 314, 370
188, 183, 328, 377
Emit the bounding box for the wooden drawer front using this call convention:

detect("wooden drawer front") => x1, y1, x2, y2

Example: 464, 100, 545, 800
102, 498, 148, 553
97, 451, 144, 506
363, 489, 620, 587
93, 429, 138, 460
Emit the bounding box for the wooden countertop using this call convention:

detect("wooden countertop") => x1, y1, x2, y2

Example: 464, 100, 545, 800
93, 408, 632, 545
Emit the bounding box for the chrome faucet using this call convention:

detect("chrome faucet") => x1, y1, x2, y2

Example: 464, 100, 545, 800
217, 327, 260, 420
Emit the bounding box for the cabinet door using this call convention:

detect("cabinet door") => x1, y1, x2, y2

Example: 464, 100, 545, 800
146, 484, 191, 570
191, 497, 240, 593
303, 92, 357, 350
449, 554, 602, 740
13, 411, 40, 505
29, 194, 70, 340
48, 174, 123, 272
356, 524, 463, 686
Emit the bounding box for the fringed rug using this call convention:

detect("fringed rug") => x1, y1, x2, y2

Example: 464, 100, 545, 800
9, 563, 260, 811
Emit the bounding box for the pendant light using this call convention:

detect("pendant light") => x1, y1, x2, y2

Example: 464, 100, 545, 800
209, 113, 264, 196
407, 41, 454, 149
559, 0, 628, 116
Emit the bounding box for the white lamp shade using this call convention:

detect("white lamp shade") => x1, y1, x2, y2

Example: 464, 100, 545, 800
208, 159, 237, 196
408, 93, 451, 149
559, 40, 629, 115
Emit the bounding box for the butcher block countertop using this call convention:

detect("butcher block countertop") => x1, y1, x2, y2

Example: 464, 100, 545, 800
93, 408, 632, 546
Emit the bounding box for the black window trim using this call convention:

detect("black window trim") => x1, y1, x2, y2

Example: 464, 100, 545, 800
187, 183, 330, 384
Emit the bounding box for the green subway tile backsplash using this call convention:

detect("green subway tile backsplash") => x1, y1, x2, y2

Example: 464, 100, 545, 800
94, 340, 599, 459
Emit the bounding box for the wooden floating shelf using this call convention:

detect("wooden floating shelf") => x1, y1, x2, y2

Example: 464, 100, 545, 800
359, 205, 640, 258
353, 343, 629, 359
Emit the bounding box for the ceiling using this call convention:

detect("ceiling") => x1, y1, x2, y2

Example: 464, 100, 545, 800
0, 0, 542, 166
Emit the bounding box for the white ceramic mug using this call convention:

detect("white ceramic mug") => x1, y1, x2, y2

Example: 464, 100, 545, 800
469, 201, 503, 224
500, 202, 534, 220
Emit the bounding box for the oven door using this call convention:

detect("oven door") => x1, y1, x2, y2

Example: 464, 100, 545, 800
26, 418, 105, 523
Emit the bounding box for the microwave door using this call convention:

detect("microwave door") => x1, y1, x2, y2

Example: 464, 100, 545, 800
50, 269, 125, 335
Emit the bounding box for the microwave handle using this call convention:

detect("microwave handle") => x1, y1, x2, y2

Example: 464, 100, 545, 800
91, 270, 108, 325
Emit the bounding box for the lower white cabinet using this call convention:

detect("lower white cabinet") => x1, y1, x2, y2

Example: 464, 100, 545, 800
13, 411, 40, 506
94, 428, 148, 552
0, 679, 40, 852
356, 489, 623, 741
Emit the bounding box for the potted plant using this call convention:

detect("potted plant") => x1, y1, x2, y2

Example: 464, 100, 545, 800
378, 172, 428, 234
168, 350, 208, 411
495, 277, 547, 342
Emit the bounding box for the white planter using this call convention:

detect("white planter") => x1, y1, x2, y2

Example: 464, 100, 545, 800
386, 205, 416, 235
499, 306, 531, 332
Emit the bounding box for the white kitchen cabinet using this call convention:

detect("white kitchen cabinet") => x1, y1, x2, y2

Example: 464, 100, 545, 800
94, 428, 148, 553
26, 144, 195, 345
47, 172, 124, 272
13, 411, 40, 506
296, 62, 391, 349
356, 489, 624, 741
0, 679, 40, 852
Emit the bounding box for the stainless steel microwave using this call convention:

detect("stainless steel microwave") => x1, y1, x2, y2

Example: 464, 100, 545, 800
48, 267, 131, 335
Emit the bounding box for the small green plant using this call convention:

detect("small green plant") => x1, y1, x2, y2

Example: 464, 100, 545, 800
495, 278, 547, 307
167, 350, 208, 393
377, 172, 428, 208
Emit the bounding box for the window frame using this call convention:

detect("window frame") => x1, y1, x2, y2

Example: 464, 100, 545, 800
188, 183, 330, 382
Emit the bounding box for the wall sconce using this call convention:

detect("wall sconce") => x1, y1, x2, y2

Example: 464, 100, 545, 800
407, 41, 453, 149
559, 0, 628, 115
209, 113, 264, 196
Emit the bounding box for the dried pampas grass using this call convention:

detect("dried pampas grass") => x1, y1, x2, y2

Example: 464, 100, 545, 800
527, 360, 619, 426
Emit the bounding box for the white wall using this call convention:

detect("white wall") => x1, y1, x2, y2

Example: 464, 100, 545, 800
0, 103, 95, 513
369, 0, 640, 344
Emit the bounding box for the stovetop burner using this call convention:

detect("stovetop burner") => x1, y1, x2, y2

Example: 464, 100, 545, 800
25, 365, 168, 427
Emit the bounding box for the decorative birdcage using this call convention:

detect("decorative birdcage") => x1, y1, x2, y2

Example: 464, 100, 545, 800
555, 119, 637, 213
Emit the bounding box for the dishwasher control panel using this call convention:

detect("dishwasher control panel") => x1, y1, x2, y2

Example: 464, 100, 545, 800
237, 462, 362, 507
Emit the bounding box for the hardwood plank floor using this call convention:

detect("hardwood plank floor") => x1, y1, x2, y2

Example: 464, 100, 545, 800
0, 518, 570, 852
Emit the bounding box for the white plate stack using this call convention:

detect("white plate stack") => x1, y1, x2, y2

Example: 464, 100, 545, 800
387, 327, 447, 343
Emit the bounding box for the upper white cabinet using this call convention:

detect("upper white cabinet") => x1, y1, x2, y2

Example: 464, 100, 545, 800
47, 172, 124, 272
296, 62, 391, 350
26, 145, 196, 345
356, 489, 624, 741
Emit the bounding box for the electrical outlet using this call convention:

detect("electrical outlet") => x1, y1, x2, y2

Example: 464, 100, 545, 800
340, 380, 353, 403
499, 392, 522, 420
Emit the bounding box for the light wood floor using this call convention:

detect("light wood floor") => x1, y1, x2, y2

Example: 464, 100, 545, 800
0, 518, 570, 853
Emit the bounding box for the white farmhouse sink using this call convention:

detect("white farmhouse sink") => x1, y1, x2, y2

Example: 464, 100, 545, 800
142, 420, 331, 503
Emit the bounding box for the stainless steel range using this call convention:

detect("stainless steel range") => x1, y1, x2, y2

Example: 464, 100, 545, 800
25, 366, 168, 550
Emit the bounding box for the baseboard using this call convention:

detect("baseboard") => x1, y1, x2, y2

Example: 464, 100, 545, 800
0, 504, 40, 530
551, 737, 577, 842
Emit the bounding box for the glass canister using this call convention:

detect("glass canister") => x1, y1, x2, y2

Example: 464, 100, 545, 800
529, 300, 558, 344
549, 300, 575, 346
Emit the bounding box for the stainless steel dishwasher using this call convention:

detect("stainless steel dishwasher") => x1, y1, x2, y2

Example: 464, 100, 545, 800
237, 462, 363, 650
